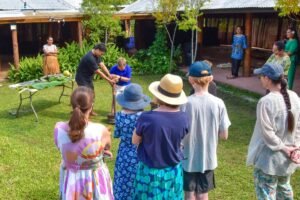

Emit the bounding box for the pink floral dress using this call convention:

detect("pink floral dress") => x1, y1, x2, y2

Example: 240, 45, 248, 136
54, 122, 114, 200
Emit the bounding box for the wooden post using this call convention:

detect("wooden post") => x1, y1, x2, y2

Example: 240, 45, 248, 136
244, 13, 252, 77
125, 19, 130, 37
198, 16, 204, 46
11, 24, 20, 68
77, 21, 83, 47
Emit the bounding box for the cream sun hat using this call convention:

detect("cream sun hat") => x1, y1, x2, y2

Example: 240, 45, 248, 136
148, 74, 187, 105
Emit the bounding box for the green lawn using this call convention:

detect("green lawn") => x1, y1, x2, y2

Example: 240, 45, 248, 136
0, 75, 299, 200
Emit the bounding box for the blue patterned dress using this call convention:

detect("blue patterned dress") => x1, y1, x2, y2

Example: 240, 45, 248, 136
113, 111, 142, 200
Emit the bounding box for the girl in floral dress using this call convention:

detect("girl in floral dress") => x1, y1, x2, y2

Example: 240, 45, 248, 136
113, 83, 151, 199
54, 86, 114, 200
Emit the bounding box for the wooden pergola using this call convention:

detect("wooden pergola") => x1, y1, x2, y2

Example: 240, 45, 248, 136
0, 10, 84, 69
115, 0, 287, 77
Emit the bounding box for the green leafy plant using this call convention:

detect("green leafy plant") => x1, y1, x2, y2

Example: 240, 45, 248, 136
8, 55, 43, 82
58, 40, 94, 73
133, 29, 182, 75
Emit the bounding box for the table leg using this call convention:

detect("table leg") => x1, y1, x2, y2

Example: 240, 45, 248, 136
15, 93, 23, 118
29, 92, 38, 122
58, 81, 74, 103
59, 84, 65, 103
13, 91, 38, 121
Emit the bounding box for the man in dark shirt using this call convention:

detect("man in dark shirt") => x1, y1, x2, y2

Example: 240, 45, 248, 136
75, 43, 115, 116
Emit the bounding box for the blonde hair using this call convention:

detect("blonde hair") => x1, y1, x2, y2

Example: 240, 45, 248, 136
190, 76, 213, 87
117, 57, 126, 66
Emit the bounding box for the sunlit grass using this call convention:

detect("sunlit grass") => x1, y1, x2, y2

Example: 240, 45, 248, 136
0, 75, 299, 199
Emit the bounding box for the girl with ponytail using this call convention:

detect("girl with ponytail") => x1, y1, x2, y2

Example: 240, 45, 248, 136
247, 63, 300, 200
54, 86, 114, 200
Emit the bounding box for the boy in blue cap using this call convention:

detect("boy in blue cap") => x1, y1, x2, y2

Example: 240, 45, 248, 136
181, 61, 231, 200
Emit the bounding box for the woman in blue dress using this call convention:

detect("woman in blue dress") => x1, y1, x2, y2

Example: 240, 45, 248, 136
227, 26, 248, 79
113, 83, 151, 200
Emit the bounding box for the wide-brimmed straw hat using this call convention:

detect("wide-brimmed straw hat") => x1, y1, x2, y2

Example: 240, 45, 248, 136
116, 83, 151, 110
148, 74, 187, 105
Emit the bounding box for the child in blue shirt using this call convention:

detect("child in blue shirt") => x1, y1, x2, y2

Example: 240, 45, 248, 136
110, 57, 132, 94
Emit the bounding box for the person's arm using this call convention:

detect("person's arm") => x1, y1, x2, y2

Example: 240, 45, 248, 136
266, 54, 274, 64
99, 62, 111, 78
44, 45, 58, 56
95, 69, 115, 85
283, 56, 291, 76
132, 129, 142, 145
218, 101, 231, 140
286, 40, 298, 56
257, 100, 297, 156
102, 126, 113, 158
243, 35, 248, 49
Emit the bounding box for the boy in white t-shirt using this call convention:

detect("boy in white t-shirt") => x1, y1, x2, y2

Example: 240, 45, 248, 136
181, 61, 231, 200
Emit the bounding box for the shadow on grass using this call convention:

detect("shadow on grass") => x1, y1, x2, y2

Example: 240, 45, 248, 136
3, 100, 61, 120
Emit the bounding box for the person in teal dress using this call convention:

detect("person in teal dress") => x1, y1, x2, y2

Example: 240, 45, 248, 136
285, 28, 299, 89
132, 74, 189, 199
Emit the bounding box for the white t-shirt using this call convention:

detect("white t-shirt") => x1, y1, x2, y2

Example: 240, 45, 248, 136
43, 44, 57, 54
181, 93, 231, 173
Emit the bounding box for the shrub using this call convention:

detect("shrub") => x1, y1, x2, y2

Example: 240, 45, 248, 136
8, 55, 43, 82
8, 40, 142, 82
132, 28, 182, 75
58, 40, 94, 73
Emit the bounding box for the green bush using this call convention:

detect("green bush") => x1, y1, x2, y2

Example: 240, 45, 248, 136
8, 55, 43, 82
58, 40, 94, 73
8, 40, 142, 82
132, 28, 182, 75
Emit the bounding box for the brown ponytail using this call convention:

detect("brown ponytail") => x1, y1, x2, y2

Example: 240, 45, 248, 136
279, 77, 295, 132
68, 87, 94, 143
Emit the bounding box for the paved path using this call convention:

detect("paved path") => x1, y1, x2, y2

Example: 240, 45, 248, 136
181, 65, 300, 96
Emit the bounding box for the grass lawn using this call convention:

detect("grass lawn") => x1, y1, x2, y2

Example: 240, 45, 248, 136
0, 75, 299, 199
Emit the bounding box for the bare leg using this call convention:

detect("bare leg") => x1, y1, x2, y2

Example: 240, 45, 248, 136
195, 192, 208, 200
185, 191, 196, 200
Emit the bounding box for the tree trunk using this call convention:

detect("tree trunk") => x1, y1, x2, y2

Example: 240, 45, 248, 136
191, 30, 194, 64
194, 29, 198, 62
164, 24, 178, 72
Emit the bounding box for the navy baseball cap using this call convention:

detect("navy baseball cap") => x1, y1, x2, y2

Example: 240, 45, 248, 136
254, 63, 283, 80
189, 61, 212, 77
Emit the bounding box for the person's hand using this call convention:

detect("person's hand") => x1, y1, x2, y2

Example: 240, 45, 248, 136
290, 148, 300, 164
108, 79, 115, 86
103, 149, 113, 159
282, 145, 299, 157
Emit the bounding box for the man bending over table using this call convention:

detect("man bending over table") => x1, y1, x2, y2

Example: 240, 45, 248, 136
75, 43, 115, 116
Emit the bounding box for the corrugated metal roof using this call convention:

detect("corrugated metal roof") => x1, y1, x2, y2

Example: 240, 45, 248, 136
202, 0, 276, 10
63, 0, 83, 9
117, 0, 156, 14
0, 0, 80, 10
117, 0, 277, 14
0, 10, 81, 18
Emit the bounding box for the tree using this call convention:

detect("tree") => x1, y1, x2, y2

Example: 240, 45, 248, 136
178, 0, 208, 63
82, 0, 127, 44
152, 0, 184, 72
275, 0, 300, 19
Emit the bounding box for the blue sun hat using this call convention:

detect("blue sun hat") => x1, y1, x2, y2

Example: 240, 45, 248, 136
254, 63, 284, 80
116, 83, 151, 110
